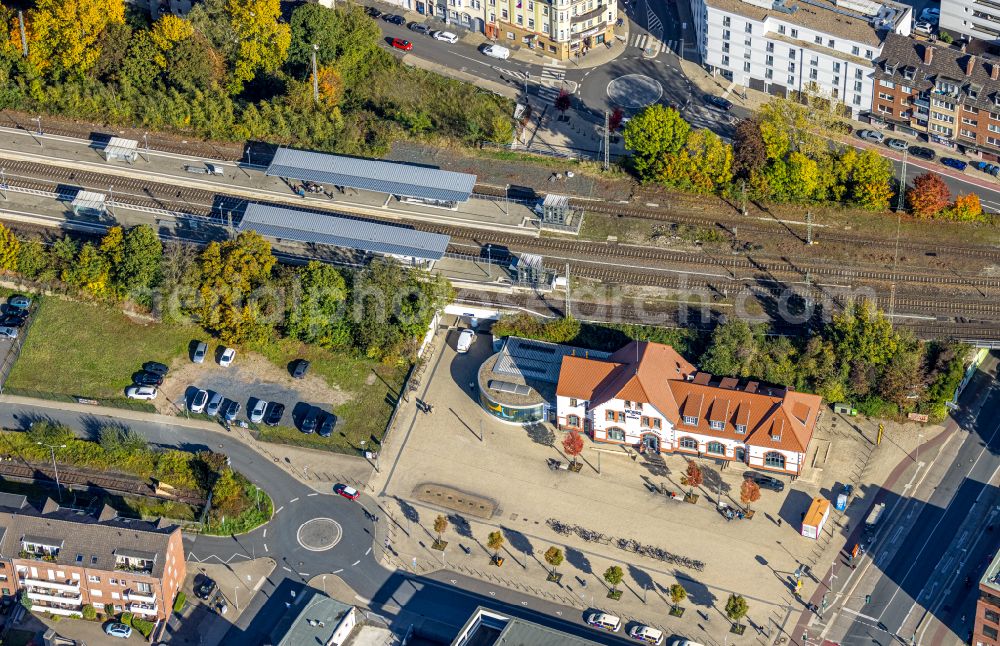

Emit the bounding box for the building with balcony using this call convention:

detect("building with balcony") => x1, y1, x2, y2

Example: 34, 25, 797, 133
690, 0, 913, 117
556, 340, 823, 476
941, 0, 1000, 46
975, 547, 1000, 645
0, 495, 184, 621
486, 0, 618, 60
871, 34, 1000, 159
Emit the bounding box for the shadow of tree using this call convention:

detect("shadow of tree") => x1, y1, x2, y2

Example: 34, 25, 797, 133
639, 455, 669, 478
525, 423, 554, 446
627, 564, 658, 602
565, 547, 592, 575
702, 466, 731, 499
396, 497, 420, 524
448, 513, 473, 538
676, 570, 718, 611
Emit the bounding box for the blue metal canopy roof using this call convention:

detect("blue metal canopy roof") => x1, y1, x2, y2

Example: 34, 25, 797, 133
237, 203, 450, 261
266, 148, 476, 203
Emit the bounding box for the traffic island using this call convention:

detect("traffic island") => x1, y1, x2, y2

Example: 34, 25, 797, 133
729, 623, 746, 635
669, 606, 685, 617
546, 572, 563, 584
431, 539, 448, 551
607, 589, 623, 601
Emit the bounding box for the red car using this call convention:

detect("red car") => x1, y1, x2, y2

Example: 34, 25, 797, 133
391, 38, 413, 51
334, 484, 360, 500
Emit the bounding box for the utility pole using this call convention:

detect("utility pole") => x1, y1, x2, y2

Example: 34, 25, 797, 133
143, 132, 150, 163
740, 180, 748, 216
312, 44, 320, 104
806, 210, 813, 245
565, 262, 571, 318
17, 11, 27, 58
37, 443, 66, 502
603, 110, 610, 171
0, 168, 7, 200
895, 148, 909, 213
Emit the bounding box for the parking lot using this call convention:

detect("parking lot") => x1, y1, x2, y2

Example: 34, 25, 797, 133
155, 343, 347, 434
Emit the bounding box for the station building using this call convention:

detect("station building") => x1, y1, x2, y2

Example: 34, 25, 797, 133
555, 340, 823, 476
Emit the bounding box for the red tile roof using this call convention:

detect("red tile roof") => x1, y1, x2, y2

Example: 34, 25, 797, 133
556, 341, 822, 453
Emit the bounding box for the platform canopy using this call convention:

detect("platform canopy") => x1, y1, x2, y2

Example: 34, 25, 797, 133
70, 190, 107, 215
103, 137, 138, 162
265, 147, 476, 203
237, 203, 450, 261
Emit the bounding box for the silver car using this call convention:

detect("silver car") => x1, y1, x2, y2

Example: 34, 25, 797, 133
0, 326, 17, 339
190, 389, 209, 413
193, 341, 208, 363
249, 398, 267, 423
206, 392, 224, 416
859, 129, 885, 144
886, 138, 909, 151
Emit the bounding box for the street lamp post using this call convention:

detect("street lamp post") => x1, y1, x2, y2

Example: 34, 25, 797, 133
312, 44, 320, 104
37, 442, 67, 502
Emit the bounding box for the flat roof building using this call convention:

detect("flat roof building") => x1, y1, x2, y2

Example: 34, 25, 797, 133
101, 137, 139, 164
452, 607, 602, 646
237, 203, 451, 269
267, 588, 358, 646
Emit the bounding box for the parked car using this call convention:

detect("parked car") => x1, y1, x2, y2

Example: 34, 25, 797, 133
941, 157, 968, 170
433, 30, 459, 43
744, 470, 785, 492
192, 341, 208, 363
909, 146, 935, 161
105, 623, 133, 639
885, 138, 909, 151
219, 347, 236, 367
858, 129, 885, 144
133, 371, 164, 387
383, 13, 406, 24
334, 483, 360, 500
301, 407, 320, 433
195, 577, 217, 600
391, 37, 413, 51
920, 6, 940, 22
365, 6, 383, 17
0, 315, 25, 328
409, 22, 432, 34
190, 389, 209, 413
586, 613, 621, 632
318, 413, 336, 437
264, 402, 285, 426
914, 19, 934, 34
482, 44, 511, 59
628, 625, 664, 645
456, 328, 476, 353
143, 361, 169, 376
206, 392, 224, 417
249, 398, 267, 423
705, 94, 733, 111
223, 400, 241, 422
126, 385, 157, 400
7, 295, 30, 310
292, 359, 310, 379
0, 326, 17, 340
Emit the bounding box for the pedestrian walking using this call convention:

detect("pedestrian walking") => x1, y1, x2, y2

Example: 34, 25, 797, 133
777, 518, 783, 527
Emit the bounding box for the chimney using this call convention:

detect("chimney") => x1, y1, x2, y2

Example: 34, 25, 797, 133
924, 45, 934, 65
992, 62, 999, 80
966, 55, 976, 76
961, 41, 968, 53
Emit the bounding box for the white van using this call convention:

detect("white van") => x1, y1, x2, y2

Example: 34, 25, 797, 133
482, 44, 511, 60
586, 613, 621, 632
456, 328, 476, 353
628, 625, 664, 644
433, 30, 458, 43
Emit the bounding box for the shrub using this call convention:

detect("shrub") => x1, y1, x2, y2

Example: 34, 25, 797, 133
121, 611, 133, 627
131, 617, 155, 638
173, 592, 187, 613
82, 604, 97, 620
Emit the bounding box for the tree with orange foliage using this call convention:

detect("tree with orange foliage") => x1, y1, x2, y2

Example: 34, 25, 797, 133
906, 172, 950, 218
562, 430, 584, 467
946, 193, 985, 221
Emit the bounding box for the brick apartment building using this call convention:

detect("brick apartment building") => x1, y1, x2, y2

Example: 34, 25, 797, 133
975, 548, 1000, 646
0, 493, 185, 621
871, 33, 1000, 159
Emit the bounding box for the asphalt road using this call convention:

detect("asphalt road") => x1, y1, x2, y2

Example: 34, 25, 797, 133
0, 400, 680, 645
838, 362, 1000, 645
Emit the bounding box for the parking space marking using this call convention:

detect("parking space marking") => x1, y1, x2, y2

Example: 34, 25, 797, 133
282, 566, 291, 572
308, 492, 319, 497
263, 529, 267, 538
333, 568, 343, 574
299, 571, 310, 577
264, 543, 269, 552
290, 497, 299, 503
275, 505, 284, 514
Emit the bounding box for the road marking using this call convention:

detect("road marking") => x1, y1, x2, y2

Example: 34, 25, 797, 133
299, 572, 310, 577
263, 529, 267, 538
841, 608, 879, 622
290, 497, 299, 503
366, 547, 372, 555
355, 595, 371, 604
275, 505, 284, 514
352, 560, 361, 566
308, 492, 319, 497
282, 566, 291, 572
333, 568, 343, 573
264, 544, 269, 552
888, 526, 903, 545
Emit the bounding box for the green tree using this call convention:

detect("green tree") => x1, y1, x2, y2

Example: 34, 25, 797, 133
19, 590, 32, 611
676, 129, 733, 193
119, 225, 163, 298
489, 115, 514, 144
164, 32, 224, 92
27, 421, 74, 446
0, 221, 20, 272
877, 339, 924, 408
787, 151, 821, 201
623, 104, 691, 181
211, 468, 243, 515
544, 546, 564, 577
63, 242, 111, 297
700, 319, 761, 377
284, 261, 348, 347
850, 149, 894, 211
669, 583, 687, 611
287, 3, 340, 74
27, 0, 126, 77
119, 30, 163, 92
227, 0, 292, 92
196, 230, 276, 344
603, 565, 624, 595
725, 593, 749, 626
827, 300, 899, 371
17, 238, 50, 280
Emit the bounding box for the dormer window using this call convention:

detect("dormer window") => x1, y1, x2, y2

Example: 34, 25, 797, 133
20, 536, 63, 560
683, 415, 698, 425
709, 420, 725, 431
902, 66, 915, 80
771, 432, 782, 441
735, 424, 747, 434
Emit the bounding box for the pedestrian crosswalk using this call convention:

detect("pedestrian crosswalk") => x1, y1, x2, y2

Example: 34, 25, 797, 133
629, 33, 679, 54
540, 66, 566, 83
536, 66, 569, 102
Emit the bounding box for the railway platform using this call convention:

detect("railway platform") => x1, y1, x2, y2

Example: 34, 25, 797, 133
0, 125, 539, 235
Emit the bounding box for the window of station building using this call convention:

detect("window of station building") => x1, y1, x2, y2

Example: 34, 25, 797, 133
679, 437, 698, 451
567, 414, 580, 427
607, 427, 625, 441
706, 441, 726, 455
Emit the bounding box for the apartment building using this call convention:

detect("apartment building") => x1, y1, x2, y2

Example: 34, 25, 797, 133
690, 0, 912, 117
975, 547, 1000, 646
941, 0, 1000, 45
871, 35, 1000, 158
486, 0, 617, 59
556, 341, 823, 476
0, 495, 184, 621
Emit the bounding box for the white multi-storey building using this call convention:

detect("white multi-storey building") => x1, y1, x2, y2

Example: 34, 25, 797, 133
940, 0, 1000, 44
690, 0, 912, 117
484, 0, 617, 59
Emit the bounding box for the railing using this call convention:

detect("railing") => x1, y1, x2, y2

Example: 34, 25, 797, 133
115, 562, 153, 575
20, 577, 80, 592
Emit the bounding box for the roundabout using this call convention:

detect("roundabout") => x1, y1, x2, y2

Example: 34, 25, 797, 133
606, 73, 663, 109
296, 517, 343, 552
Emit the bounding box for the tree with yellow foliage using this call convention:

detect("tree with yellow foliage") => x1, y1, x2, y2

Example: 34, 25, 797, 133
150, 15, 194, 68
0, 222, 20, 273
27, 0, 124, 77
227, 0, 290, 93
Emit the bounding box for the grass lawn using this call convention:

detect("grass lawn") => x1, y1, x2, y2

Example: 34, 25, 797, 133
7, 296, 198, 401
